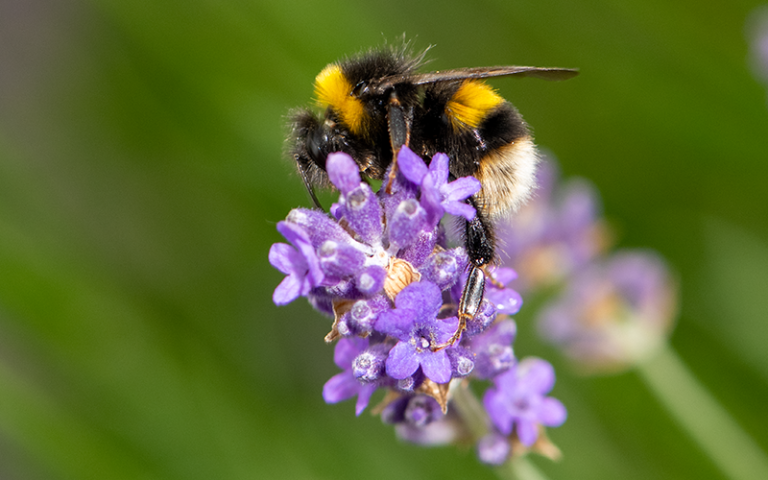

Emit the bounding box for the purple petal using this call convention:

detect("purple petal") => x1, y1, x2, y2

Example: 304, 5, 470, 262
517, 358, 556, 394
493, 366, 518, 392
379, 163, 420, 220
374, 309, 414, 340
403, 396, 441, 426
276, 220, 310, 246
348, 295, 389, 336
272, 274, 303, 305
486, 287, 523, 315
477, 433, 511, 466
428, 152, 450, 186
354, 384, 377, 416
322, 372, 360, 404
492, 267, 518, 286
334, 337, 368, 369
269, 243, 304, 275
397, 229, 439, 267
300, 247, 324, 287
537, 397, 567, 427
397, 146, 429, 185
442, 176, 482, 203
442, 201, 477, 222
469, 320, 517, 378
484, 388, 514, 435
433, 316, 460, 345
447, 347, 475, 377
516, 417, 539, 447
277, 221, 324, 287
352, 343, 390, 382
386, 341, 421, 379
419, 350, 452, 384
396, 418, 460, 446
395, 282, 443, 320
558, 180, 600, 233
420, 173, 445, 227
327, 152, 361, 194
465, 299, 498, 336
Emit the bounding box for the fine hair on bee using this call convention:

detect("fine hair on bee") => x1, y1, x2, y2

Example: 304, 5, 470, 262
288, 42, 578, 349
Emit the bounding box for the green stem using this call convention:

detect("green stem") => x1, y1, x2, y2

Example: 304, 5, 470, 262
491, 454, 551, 480
637, 343, 768, 480
450, 382, 489, 440
508, 457, 551, 480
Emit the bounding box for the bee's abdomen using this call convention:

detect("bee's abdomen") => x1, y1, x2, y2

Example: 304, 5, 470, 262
474, 135, 538, 218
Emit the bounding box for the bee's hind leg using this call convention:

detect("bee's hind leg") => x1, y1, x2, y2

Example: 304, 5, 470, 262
433, 201, 495, 350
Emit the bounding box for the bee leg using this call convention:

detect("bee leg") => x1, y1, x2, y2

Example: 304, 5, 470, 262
385, 91, 413, 193
431, 265, 485, 351
432, 205, 494, 351
298, 162, 325, 210
289, 109, 331, 210
485, 268, 505, 288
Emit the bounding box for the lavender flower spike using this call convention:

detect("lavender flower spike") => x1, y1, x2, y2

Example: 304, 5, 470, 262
537, 249, 676, 373
270, 147, 567, 465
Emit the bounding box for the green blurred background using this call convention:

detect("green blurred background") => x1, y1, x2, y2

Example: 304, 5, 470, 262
1, 0, 768, 478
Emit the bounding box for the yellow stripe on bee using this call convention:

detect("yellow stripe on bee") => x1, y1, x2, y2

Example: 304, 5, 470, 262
445, 80, 504, 130
314, 64, 366, 136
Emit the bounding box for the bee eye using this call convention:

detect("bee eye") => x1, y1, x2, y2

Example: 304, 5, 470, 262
309, 128, 330, 167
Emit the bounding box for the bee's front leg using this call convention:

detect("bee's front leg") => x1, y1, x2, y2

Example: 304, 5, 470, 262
385, 91, 413, 193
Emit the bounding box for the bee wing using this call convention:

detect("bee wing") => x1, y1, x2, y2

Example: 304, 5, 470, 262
371, 66, 577, 93
410, 66, 578, 84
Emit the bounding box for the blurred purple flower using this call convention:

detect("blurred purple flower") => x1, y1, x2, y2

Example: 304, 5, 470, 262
498, 156, 609, 293
470, 319, 517, 379
382, 394, 463, 446
483, 357, 567, 447
537, 249, 676, 373
381, 395, 463, 445
748, 6, 768, 84
477, 432, 511, 465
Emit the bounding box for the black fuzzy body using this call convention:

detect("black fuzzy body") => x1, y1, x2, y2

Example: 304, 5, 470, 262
288, 46, 536, 268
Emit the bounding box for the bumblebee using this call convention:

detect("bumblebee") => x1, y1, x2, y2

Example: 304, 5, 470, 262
289, 45, 577, 348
